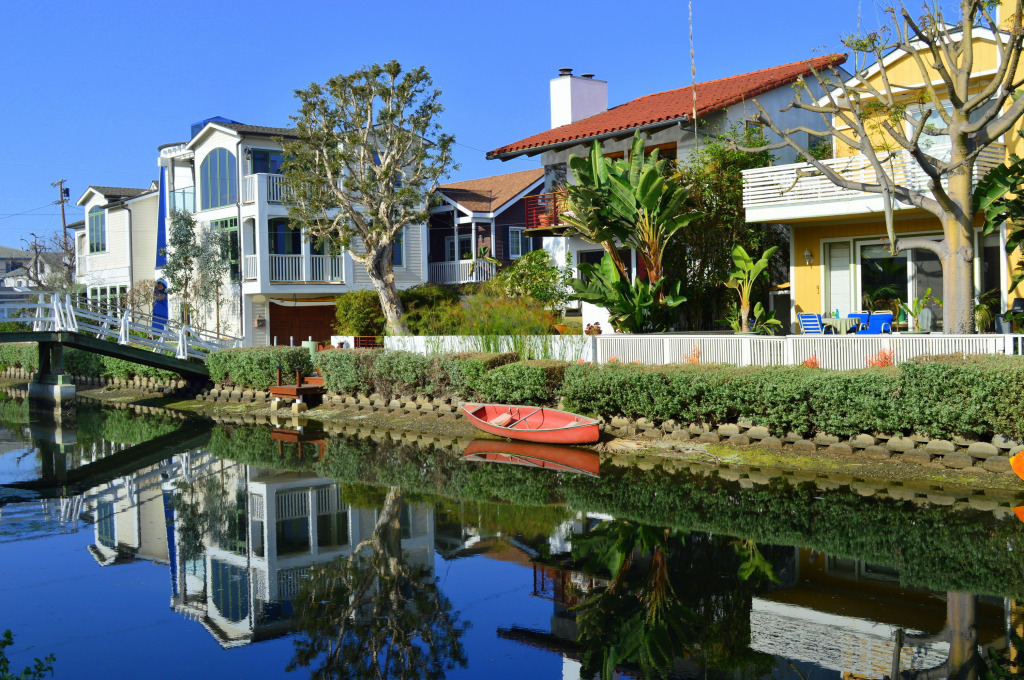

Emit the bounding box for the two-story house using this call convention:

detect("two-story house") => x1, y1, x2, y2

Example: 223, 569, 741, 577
74, 185, 160, 307
156, 117, 431, 346
741, 7, 1024, 333
427, 168, 545, 284
487, 56, 848, 329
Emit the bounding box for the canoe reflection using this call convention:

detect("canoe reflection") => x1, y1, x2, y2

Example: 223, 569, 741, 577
461, 439, 600, 477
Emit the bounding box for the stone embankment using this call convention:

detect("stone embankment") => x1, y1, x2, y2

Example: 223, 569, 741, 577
195, 382, 1022, 478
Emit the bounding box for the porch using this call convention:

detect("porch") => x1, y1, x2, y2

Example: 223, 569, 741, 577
427, 260, 496, 284
242, 173, 287, 205
741, 145, 1005, 222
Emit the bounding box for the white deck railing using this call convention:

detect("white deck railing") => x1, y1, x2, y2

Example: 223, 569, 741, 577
384, 332, 1024, 369
242, 173, 288, 205
428, 260, 496, 284
310, 255, 344, 282
269, 255, 303, 282
0, 291, 241, 361
243, 255, 258, 281
742, 145, 1005, 210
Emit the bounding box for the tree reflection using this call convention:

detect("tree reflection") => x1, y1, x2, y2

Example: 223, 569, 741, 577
287, 487, 468, 680
571, 521, 774, 679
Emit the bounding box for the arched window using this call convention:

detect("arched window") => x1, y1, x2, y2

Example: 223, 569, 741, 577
200, 147, 237, 210
88, 206, 106, 253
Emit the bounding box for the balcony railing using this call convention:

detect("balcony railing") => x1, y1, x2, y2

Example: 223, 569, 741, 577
243, 255, 258, 281
428, 260, 495, 284
269, 255, 302, 282
243, 173, 288, 205
264, 254, 346, 283
169, 187, 195, 213
742, 145, 1006, 212
524, 190, 570, 231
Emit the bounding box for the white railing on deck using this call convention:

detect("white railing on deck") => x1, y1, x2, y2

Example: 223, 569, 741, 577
310, 255, 344, 282
384, 332, 1024, 369
266, 174, 286, 203
269, 255, 303, 282
742, 144, 1006, 209
242, 174, 288, 204
243, 255, 258, 281
0, 291, 240, 361
276, 489, 309, 521
428, 260, 495, 284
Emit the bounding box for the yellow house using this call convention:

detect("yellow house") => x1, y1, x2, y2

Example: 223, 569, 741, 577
743, 1, 1024, 333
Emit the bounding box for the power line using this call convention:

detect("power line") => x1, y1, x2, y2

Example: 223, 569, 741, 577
0, 160, 123, 174
0, 203, 60, 221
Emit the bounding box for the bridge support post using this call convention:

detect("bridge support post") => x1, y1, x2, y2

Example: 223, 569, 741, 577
28, 341, 76, 407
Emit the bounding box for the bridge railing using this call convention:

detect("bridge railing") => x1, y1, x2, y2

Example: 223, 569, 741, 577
0, 291, 241, 361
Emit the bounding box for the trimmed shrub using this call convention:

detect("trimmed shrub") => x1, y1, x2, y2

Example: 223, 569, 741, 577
207, 346, 313, 390
100, 355, 180, 381
475, 360, 570, 405
64, 348, 104, 377
437, 352, 519, 398
370, 350, 434, 398
0, 343, 38, 372
313, 349, 380, 395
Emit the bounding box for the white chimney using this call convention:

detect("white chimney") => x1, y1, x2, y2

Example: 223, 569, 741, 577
550, 68, 608, 129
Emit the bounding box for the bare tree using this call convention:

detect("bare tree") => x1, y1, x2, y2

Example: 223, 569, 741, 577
22, 231, 76, 292
741, 1, 1024, 333
282, 61, 456, 335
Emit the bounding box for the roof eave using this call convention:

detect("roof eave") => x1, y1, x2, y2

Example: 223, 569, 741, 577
487, 115, 693, 161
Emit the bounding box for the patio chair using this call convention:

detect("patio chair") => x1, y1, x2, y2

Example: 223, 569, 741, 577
854, 311, 893, 335
848, 312, 870, 332
797, 313, 835, 335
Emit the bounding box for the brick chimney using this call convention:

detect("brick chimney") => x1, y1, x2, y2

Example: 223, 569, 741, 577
550, 68, 607, 129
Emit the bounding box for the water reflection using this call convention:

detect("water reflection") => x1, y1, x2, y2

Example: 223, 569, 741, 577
0, 400, 1022, 679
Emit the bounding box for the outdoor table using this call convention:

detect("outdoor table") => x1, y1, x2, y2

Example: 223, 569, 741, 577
821, 317, 860, 334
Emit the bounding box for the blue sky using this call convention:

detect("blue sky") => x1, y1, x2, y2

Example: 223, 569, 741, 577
0, 0, 878, 246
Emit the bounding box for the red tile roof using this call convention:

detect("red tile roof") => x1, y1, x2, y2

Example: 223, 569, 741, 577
437, 168, 544, 213
487, 54, 847, 159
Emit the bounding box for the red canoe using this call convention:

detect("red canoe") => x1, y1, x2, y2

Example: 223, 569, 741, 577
1012, 452, 1024, 482
462, 439, 600, 477
462, 403, 600, 444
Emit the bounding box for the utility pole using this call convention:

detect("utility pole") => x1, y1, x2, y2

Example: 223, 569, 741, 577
51, 179, 69, 246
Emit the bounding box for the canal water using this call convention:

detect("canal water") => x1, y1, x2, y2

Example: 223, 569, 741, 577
0, 397, 1022, 679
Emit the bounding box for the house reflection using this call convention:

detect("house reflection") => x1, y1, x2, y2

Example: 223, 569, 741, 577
81, 451, 434, 649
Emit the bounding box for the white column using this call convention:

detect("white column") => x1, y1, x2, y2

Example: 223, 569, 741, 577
302, 229, 313, 282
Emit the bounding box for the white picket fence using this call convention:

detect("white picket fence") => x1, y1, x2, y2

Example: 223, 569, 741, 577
382, 332, 1024, 370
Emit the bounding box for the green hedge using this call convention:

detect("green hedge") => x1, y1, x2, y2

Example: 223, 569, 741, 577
475, 359, 570, 405
561, 355, 1024, 439
312, 349, 519, 400
0, 343, 181, 382
207, 346, 313, 390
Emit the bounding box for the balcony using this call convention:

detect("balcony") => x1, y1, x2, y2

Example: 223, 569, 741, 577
243, 173, 288, 205
428, 260, 495, 284
742, 145, 1006, 223
243, 254, 345, 284
169, 186, 195, 213
524, 190, 569, 232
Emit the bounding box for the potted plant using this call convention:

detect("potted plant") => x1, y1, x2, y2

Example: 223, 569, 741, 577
724, 244, 779, 334
899, 288, 941, 333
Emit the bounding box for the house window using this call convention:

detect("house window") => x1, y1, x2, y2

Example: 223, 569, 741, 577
644, 142, 677, 163
200, 147, 238, 210
445, 235, 472, 261
268, 218, 301, 255
824, 242, 853, 317
858, 240, 943, 330
393, 228, 405, 267
88, 207, 106, 253
509, 228, 526, 259
250, 149, 284, 174
211, 217, 240, 282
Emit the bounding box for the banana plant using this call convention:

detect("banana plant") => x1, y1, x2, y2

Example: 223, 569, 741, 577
604, 133, 700, 293
570, 252, 685, 333
974, 140, 1024, 304
724, 244, 779, 333
467, 246, 499, 278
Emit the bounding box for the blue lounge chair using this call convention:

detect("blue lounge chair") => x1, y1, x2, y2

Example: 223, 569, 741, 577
797, 313, 835, 335
848, 312, 870, 332
855, 311, 893, 335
